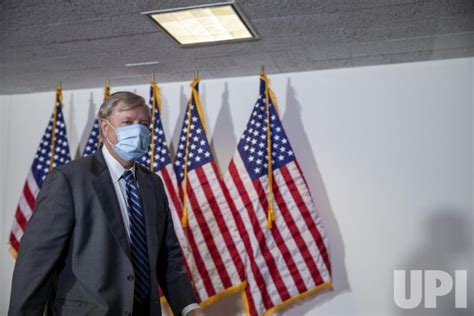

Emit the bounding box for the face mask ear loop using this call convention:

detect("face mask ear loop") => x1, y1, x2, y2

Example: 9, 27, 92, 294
104, 120, 117, 147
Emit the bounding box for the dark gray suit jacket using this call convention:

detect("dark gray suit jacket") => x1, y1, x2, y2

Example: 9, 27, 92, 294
9, 149, 197, 316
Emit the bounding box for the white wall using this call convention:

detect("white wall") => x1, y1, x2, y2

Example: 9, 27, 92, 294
0, 58, 472, 315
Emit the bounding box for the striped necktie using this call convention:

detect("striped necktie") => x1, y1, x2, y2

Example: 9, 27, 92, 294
121, 170, 150, 304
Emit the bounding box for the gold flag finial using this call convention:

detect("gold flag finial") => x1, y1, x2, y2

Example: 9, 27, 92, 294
55, 82, 63, 105
103, 80, 111, 101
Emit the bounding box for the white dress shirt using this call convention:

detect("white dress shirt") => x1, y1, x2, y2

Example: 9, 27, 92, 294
102, 146, 200, 315
102, 145, 134, 237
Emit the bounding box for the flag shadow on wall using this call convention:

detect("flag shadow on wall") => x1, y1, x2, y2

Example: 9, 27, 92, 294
279, 77, 351, 313
75, 92, 98, 159
210, 82, 237, 176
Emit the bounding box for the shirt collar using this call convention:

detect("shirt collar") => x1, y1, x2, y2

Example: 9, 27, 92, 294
102, 145, 136, 183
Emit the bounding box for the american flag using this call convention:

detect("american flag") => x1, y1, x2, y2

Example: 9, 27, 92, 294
174, 78, 245, 306
137, 80, 191, 272
9, 87, 71, 257
224, 73, 332, 315
137, 80, 191, 313
83, 82, 110, 157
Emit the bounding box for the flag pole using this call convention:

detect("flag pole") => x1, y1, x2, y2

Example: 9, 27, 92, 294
181, 79, 195, 228
149, 75, 158, 172
261, 69, 276, 229
49, 83, 62, 170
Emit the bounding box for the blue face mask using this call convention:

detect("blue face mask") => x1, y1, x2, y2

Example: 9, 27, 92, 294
106, 121, 151, 161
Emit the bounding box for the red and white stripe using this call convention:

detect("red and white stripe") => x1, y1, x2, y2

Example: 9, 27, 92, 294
156, 163, 196, 310
178, 161, 245, 304
224, 154, 331, 315
9, 171, 40, 254
157, 164, 191, 259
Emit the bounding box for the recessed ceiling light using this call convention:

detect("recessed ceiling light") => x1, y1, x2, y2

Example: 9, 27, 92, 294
143, 3, 257, 46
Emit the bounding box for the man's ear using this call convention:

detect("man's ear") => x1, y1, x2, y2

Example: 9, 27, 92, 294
99, 119, 108, 138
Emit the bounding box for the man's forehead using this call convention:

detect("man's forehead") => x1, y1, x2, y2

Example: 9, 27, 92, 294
110, 105, 149, 120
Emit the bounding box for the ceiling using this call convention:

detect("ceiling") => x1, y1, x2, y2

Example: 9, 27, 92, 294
0, 0, 473, 94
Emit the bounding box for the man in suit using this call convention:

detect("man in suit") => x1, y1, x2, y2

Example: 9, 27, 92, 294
9, 92, 204, 316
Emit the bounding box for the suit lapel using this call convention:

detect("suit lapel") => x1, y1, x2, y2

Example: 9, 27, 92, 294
136, 167, 159, 270
91, 150, 131, 260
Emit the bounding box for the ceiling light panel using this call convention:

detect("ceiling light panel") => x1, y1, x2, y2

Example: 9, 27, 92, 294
145, 3, 256, 46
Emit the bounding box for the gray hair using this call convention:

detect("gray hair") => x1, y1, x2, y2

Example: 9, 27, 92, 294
98, 91, 150, 135
98, 91, 149, 120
